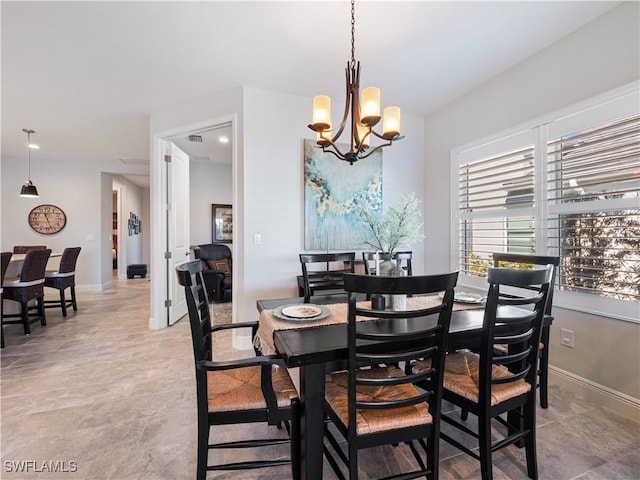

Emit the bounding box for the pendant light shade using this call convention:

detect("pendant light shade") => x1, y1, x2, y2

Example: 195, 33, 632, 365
20, 180, 39, 198
20, 128, 39, 198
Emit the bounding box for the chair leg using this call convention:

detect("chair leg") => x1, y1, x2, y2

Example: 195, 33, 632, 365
478, 413, 493, 480
1, 295, 4, 349
20, 301, 31, 335
539, 327, 550, 408
38, 297, 47, 327
349, 437, 358, 480
524, 402, 539, 479
60, 289, 68, 317
70, 285, 78, 312
196, 420, 209, 480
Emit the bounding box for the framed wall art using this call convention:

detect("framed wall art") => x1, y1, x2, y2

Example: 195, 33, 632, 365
212, 204, 233, 243
303, 139, 382, 250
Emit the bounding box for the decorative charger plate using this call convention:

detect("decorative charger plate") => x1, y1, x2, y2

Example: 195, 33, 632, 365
272, 304, 331, 322
439, 291, 486, 304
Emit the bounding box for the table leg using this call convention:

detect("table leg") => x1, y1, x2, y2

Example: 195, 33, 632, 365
299, 363, 326, 480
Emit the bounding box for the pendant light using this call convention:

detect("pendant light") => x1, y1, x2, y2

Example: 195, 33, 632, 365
20, 128, 39, 198
308, 0, 402, 165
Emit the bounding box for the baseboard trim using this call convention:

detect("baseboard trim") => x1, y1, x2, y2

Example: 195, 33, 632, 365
549, 365, 640, 420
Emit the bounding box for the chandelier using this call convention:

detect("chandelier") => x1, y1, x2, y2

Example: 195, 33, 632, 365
308, 0, 402, 165
20, 128, 39, 198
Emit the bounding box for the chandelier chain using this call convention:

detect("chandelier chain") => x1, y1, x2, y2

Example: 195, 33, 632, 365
350, 0, 355, 65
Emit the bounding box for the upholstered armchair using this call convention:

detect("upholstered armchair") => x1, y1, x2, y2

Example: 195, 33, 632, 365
195, 244, 232, 302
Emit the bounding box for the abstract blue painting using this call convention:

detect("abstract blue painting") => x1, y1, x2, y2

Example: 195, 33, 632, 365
304, 139, 382, 250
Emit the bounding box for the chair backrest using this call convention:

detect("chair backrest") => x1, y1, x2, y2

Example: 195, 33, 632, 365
492, 252, 560, 315
198, 243, 232, 273
19, 249, 52, 282
478, 266, 553, 404
1, 252, 12, 284
342, 271, 459, 436
394, 251, 413, 276
299, 252, 355, 299
361, 252, 377, 275
58, 247, 81, 274
362, 251, 413, 276
175, 260, 213, 364
13, 245, 46, 254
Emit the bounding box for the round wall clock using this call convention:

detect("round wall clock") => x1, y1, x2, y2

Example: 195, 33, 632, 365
28, 204, 67, 235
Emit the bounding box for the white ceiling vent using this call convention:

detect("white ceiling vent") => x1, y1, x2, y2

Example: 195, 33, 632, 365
188, 135, 203, 142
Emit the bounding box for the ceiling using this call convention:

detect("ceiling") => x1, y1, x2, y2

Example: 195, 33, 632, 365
1, 1, 620, 188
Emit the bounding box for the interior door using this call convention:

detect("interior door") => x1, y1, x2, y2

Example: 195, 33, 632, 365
165, 141, 190, 325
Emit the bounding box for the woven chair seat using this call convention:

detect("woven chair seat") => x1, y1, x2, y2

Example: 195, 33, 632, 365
325, 365, 431, 435
441, 351, 531, 406
207, 364, 298, 412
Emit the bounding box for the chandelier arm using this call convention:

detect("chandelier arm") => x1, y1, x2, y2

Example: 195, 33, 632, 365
321, 145, 349, 162
356, 141, 392, 160
320, 136, 348, 159
369, 129, 401, 142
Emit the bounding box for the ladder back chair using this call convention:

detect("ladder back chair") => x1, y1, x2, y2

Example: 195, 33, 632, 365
299, 252, 355, 303
175, 260, 300, 480
433, 266, 553, 480
362, 251, 413, 276
323, 271, 459, 480
44, 247, 81, 317
1, 252, 13, 348
2, 249, 51, 336
492, 252, 560, 408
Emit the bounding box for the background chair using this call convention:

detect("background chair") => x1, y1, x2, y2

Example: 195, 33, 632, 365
2, 249, 51, 336
362, 251, 413, 276
12, 245, 46, 254
194, 243, 232, 302
492, 252, 560, 408
435, 266, 552, 480
44, 247, 81, 317
298, 252, 355, 303
1, 251, 13, 348
323, 271, 458, 480
175, 260, 300, 480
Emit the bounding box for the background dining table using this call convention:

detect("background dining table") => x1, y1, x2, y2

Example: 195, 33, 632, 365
255, 294, 550, 480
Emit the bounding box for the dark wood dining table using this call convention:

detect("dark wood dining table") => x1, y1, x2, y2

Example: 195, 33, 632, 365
256, 295, 552, 480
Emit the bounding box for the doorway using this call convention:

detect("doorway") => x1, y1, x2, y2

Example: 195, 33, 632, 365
149, 116, 236, 330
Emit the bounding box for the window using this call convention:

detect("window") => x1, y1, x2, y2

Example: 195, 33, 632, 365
547, 115, 640, 302
453, 83, 639, 320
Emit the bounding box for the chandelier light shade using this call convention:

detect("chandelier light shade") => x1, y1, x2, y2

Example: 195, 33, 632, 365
308, 0, 402, 165
20, 128, 39, 198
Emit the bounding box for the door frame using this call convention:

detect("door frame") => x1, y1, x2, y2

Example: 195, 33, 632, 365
149, 114, 237, 330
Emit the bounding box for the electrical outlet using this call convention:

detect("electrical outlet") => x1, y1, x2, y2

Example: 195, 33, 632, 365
560, 328, 574, 348
253, 234, 262, 246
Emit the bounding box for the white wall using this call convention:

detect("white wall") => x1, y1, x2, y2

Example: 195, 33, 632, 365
241, 87, 425, 334
423, 3, 639, 408
1, 155, 147, 290
149, 85, 425, 333
189, 161, 232, 246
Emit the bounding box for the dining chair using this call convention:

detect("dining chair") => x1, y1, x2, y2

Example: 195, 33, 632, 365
362, 251, 413, 276
44, 247, 81, 317
323, 271, 459, 480
492, 252, 560, 408
0, 251, 13, 348
2, 249, 51, 336
428, 266, 552, 480
299, 252, 355, 303
175, 260, 300, 480
12, 245, 47, 254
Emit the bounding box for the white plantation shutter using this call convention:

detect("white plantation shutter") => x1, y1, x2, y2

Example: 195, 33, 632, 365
546, 114, 640, 301
454, 83, 640, 315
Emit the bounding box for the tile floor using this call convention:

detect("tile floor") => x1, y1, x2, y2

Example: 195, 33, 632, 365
1, 277, 639, 479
